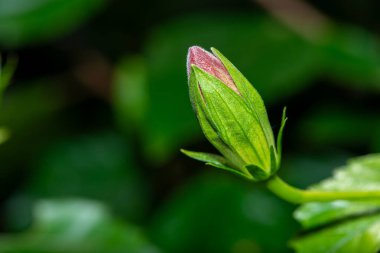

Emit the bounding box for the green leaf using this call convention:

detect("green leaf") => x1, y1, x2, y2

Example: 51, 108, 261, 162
180, 149, 252, 179
0, 0, 105, 48
295, 154, 380, 228
29, 132, 148, 222
297, 104, 380, 149
0, 199, 160, 253
291, 214, 380, 253
292, 154, 380, 253
112, 56, 148, 132
0, 56, 17, 95
321, 25, 380, 90
0, 127, 9, 145
150, 173, 297, 253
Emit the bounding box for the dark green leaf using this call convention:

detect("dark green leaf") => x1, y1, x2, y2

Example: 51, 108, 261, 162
297, 105, 380, 149
0, 0, 105, 47
321, 25, 380, 90
29, 132, 148, 222
0, 127, 9, 145
0, 56, 17, 96
0, 199, 160, 253
150, 173, 297, 253
112, 56, 148, 132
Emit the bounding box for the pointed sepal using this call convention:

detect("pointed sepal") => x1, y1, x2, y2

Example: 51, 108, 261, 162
180, 149, 253, 180
276, 107, 288, 168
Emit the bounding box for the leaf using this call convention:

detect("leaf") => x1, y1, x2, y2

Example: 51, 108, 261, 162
112, 56, 148, 132
0, 0, 105, 48
292, 214, 380, 253
0, 55, 17, 96
321, 25, 380, 90
292, 154, 380, 253
297, 105, 380, 149
150, 173, 297, 253
29, 132, 148, 222
0, 128, 9, 145
0, 199, 160, 253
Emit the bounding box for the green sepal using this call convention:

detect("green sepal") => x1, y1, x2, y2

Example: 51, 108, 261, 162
191, 65, 270, 172
210, 48, 276, 150
180, 149, 253, 180
269, 145, 278, 174
188, 67, 244, 169
276, 107, 287, 168
245, 164, 269, 182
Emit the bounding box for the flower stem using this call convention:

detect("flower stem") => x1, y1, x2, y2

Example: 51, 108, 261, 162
266, 175, 380, 204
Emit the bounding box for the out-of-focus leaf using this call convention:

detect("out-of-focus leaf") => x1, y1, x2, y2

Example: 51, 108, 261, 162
150, 172, 297, 253
373, 129, 380, 153
142, 14, 321, 163
321, 25, 380, 90
0, 80, 67, 130
0, 199, 160, 253
0, 56, 17, 99
292, 154, 380, 253
0, 0, 105, 48
0, 127, 9, 145
0, 79, 71, 201
112, 56, 148, 132
297, 105, 380, 149
29, 132, 148, 222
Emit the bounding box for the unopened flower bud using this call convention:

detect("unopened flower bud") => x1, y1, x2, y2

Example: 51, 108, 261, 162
182, 46, 287, 181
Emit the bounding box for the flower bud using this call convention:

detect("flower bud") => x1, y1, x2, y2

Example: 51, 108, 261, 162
182, 46, 287, 181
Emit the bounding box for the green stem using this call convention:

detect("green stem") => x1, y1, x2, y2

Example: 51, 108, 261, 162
266, 175, 380, 204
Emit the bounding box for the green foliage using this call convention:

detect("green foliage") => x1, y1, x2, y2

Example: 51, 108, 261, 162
0, 56, 16, 101
297, 105, 380, 149
292, 214, 380, 253
0, 199, 160, 253
0, 0, 105, 48
1, 1, 380, 251
0, 56, 15, 145
112, 56, 148, 132
0, 127, 9, 144
150, 172, 297, 253
321, 25, 380, 90
28, 132, 148, 222
113, 14, 380, 165
292, 154, 380, 253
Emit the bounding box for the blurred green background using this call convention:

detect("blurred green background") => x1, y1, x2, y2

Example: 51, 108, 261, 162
0, 0, 379, 252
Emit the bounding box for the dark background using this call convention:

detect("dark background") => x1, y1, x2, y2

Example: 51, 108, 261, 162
0, 0, 379, 252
